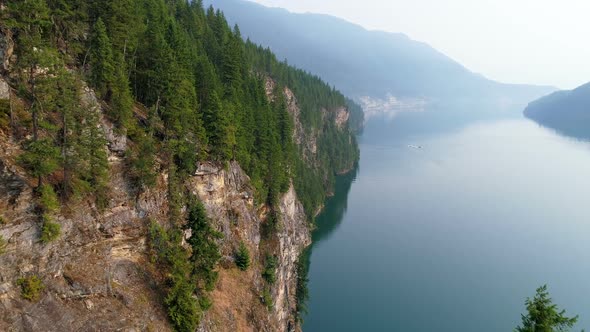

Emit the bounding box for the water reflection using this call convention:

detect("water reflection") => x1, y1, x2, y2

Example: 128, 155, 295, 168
524, 114, 590, 142
303, 106, 590, 331
312, 166, 359, 244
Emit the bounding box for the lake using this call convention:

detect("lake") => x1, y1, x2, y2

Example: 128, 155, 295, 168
303, 106, 590, 332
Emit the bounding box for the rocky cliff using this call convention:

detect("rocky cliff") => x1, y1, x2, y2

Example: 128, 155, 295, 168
0, 77, 310, 331
0, 1, 362, 329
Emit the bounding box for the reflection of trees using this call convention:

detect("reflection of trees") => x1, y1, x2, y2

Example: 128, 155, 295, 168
298, 165, 359, 321
312, 165, 359, 244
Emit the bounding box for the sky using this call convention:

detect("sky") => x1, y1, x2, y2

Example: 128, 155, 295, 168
246, 0, 590, 90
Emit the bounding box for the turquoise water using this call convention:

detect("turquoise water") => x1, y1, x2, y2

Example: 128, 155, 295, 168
303, 109, 590, 331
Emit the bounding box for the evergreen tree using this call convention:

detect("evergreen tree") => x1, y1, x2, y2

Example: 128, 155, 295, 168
89, 18, 115, 98
46, 0, 88, 59
515, 285, 579, 332
185, 197, 222, 291
235, 242, 250, 271
18, 139, 60, 187
202, 91, 231, 160
109, 53, 134, 129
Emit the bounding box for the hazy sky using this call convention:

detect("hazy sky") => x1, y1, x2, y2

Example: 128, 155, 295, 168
246, 0, 590, 89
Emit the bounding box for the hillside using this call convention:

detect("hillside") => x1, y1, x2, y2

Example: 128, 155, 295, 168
524, 82, 590, 140
0, 1, 359, 331
206, 0, 555, 110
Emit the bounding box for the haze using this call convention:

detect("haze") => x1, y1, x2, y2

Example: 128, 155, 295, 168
246, 0, 590, 90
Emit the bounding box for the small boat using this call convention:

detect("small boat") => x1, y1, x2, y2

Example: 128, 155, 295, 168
408, 144, 422, 149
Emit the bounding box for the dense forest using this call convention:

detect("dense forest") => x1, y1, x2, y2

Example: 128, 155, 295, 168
0, 0, 360, 330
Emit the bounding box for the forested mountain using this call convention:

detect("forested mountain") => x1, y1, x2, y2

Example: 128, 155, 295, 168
205, 0, 555, 109
0, 0, 359, 331
524, 82, 590, 140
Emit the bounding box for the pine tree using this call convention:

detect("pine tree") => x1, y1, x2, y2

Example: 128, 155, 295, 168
109, 53, 134, 129
18, 139, 60, 188
46, 0, 88, 59
235, 242, 250, 271
89, 18, 115, 98
515, 285, 579, 332
202, 91, 231, 160
185, 198, 222, 291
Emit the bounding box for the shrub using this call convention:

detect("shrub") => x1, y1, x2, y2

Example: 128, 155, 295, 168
199, 294, 213, 311
0, 216, 5, 224
164, 277, 198, 332
17, 275, 44, 302
262, 255, 278, 284
38, 184, 59, 213
262, 287, 273, 311
40, 220, 61, 243
235, 242, 250, 271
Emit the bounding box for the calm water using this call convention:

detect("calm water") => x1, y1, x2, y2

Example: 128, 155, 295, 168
303, 107, 590, 332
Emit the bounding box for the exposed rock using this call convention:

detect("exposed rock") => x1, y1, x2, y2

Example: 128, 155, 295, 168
101, 118, 127, 155
334, 106, 350, 129
0, 77, 8, 100
0, 25, 14, 72
266, 77, 318, 161
1, 79, 311, 332
188, 161, 260, 252
274, 184, 310, 330
188, 162, 310, 332
80, 85, 127, 155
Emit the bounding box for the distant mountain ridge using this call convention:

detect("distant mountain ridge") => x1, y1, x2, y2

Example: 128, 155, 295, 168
206, 0, 555, 110
524, 82, 590, 140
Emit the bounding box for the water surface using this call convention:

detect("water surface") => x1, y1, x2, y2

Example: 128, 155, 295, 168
303, 108, 590, 332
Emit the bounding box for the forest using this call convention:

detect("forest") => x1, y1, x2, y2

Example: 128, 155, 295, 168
0, 0, 360, 330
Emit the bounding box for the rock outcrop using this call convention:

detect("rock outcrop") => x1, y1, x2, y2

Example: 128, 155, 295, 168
0, 82, 310, 332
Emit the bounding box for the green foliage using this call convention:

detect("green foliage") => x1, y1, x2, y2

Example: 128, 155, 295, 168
261, 287, 273, 311
149, 203, 221, 332
18, 139, 60, 185
109, 53, 134, 129
89, 18, 115, 98
127, 131, 157, 189
37, 184, 59, 213
148, 221, 200, 332
515, 285, 579, 332
164, 275, 199, 332
5, 1, 362, 326
17, 275, 45, 302
198, 294, 213, 311
40, 220, 61, 243
185, 197, 222, 291
235, 242, 250, 271
262, 254, 278, 284
7, 0, 359, 225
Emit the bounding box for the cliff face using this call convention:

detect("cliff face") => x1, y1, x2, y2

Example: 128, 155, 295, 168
0, 78, 310, 331
189, 162, 309, 332
265, 77, 354, 171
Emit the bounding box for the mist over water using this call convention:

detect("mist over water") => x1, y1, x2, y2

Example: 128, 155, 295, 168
303, 105, 590, 332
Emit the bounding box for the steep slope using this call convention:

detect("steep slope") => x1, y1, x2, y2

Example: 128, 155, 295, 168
0, 1, 359, 331
524, 82, 590, 140
206, 0, 555, 109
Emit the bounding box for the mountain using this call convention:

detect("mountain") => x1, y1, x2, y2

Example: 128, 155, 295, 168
524, 82, 590, 140
0, 1, 359, 331
206, 0, 555, 110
